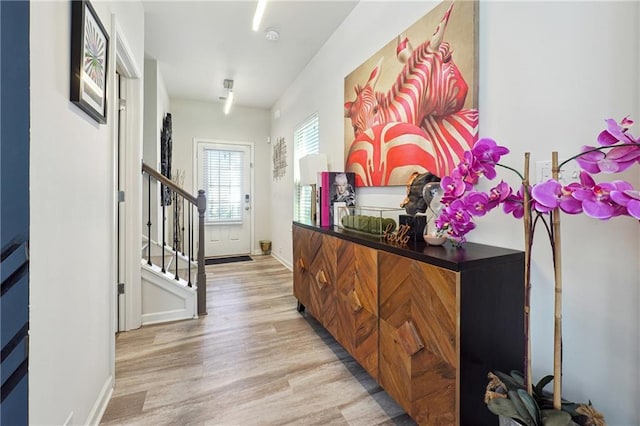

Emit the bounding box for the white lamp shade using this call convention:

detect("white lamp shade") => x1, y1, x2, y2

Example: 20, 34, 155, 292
299, 153, 327, 185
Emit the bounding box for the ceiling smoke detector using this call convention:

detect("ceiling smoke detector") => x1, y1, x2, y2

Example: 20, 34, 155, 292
265, 28, 280, 42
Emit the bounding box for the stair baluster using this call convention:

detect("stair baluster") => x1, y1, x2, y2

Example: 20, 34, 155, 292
174, 190, 180, 281
188, 203, 192, 287
161, 183, 166, 273
181, 197, 186, 256
147, 174, 152, 266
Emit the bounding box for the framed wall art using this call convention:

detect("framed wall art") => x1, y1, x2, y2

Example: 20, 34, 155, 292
344, 0, 478, 187
272, 137, 287, 180
70, 0, 109, 124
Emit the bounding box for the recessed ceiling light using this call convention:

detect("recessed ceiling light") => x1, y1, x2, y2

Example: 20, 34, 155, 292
252, 0, 267, 32
265, 28, 280, 42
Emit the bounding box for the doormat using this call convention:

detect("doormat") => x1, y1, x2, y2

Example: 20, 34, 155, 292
205, 255, 253, 265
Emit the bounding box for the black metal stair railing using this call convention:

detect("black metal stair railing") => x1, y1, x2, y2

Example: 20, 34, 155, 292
142, 162, 207, 316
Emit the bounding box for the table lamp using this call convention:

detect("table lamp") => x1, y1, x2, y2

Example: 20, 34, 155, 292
298, 153, 327, 224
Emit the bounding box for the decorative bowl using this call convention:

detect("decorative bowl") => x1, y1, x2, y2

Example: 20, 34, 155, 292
423, 233, 447, 246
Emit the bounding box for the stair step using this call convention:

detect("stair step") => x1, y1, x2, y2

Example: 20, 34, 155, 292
142, 261, 195, 289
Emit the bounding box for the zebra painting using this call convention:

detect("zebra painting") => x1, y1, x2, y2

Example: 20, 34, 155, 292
344, 0, 478, 187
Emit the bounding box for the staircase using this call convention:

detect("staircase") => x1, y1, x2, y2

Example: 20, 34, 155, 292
140, 236, 198, 324
140, 162, 207, 325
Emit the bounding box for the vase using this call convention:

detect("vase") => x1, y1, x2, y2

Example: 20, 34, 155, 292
423, 221, 447, 245
422, 182, 446, 245
259, 240, 272, 255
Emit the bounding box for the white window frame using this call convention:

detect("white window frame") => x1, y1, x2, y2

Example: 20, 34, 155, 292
293, 113, 319, 222
201, 148, 244, 224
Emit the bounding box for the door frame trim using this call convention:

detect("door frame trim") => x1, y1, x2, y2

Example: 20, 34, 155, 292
110, 13, 143, 356
192, 138, 256, 256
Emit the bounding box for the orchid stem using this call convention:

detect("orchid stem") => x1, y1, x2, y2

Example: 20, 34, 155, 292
496, 163, 525, 181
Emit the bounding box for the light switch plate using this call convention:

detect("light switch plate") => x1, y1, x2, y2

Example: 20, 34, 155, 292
535, 160, 580, 184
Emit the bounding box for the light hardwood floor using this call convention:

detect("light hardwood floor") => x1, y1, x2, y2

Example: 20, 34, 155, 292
101, 255, 414, 425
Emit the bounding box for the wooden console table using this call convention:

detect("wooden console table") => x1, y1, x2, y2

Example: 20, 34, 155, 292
292, 221, 525, 425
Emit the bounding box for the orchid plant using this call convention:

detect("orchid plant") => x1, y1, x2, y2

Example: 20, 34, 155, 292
434, 116, 639, 425
436, 117, 640, 244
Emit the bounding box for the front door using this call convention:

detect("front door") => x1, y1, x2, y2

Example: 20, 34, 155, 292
196, 141, 253, 257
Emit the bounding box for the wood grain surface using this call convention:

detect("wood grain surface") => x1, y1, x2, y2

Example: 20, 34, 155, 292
336, 240, 379, 380
378, 251, 458, 425
101, 255, 414, 425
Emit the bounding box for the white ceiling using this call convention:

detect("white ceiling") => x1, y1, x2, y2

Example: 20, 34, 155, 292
143, 1, 359, 110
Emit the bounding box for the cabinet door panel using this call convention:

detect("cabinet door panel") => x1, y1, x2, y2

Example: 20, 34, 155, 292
336, 240, 378, 379
308, 234, 338, 337
292, 226, 312, 307
379, 251, 458, 425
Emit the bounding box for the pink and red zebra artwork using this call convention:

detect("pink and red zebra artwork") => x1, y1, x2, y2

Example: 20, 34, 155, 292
344, 0, 478, 187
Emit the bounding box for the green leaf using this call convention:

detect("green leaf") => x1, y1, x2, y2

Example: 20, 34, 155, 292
540, 409, 572, 426
534, 375, 554, 396
494, 370, 526, 391
507, 390, 537, 426
517, 389, 541, 424
488, 398, 530, 425
559, 402, 581, 416
510, 370, 526, 386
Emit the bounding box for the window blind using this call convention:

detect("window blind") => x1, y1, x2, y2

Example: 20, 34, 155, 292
293, 113, 319, 222
202, 148, 243, 223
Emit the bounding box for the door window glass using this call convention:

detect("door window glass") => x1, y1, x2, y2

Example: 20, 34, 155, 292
203, 148, 243, 223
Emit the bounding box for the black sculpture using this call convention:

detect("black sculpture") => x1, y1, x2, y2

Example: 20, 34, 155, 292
400, 171, 440, 216
160, 113, 172, 206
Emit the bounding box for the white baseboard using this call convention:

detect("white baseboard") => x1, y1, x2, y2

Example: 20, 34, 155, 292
271, 252, 292, 271
85, 374, 113, 425
142, 309, 197, 325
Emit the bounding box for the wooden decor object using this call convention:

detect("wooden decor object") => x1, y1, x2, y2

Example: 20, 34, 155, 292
379, 251, 456, 425
292, 222, 525, 425
393, 321, 425, 357
347, 289, 363, 313
336, 239, 378, 379
315, 269, 328, 289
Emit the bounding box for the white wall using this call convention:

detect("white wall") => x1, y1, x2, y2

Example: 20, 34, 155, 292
143, 59, 170, 241
170, 99, 272, 254
271, 1, 639, 424
29, 1, 144, 424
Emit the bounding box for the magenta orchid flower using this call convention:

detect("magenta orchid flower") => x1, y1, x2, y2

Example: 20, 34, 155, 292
487, 181, 513, 209
571, 179, 618, 220
530, 179, 583, 215
471, 138, 510, 179
464, 191, 490, 216
440, 173, 467, 204
436, 199, 476, 243
597, 117, 638, 146
434, 115, 639, 243
503, 186, 525, 219
576, 144, 640, 174
531, 180, 562, 213
457, 151, 481, 186
610, 188, 640, 219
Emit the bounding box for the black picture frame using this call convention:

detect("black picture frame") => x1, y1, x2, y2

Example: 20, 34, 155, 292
70, 0, 109, 124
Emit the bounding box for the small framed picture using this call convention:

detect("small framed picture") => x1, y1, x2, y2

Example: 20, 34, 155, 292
70, 0, 109, 124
